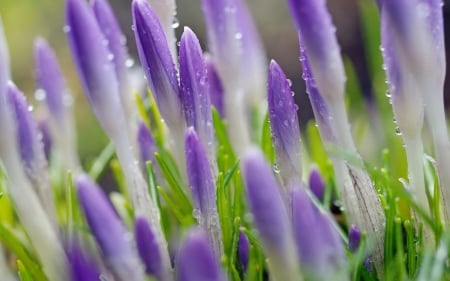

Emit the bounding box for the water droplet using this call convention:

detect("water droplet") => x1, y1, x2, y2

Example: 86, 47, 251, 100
63, 25, 71, 33
34, 89, 46, 101
273, 163, 280, 174
287, 79, 292, 87
107, 53, 115, 61
28, 105, 34, 112
395, 127, 401, 136
172, 18, 180, 29
234, 32, 242, 40
125, 58, 135, 68
131, 24, 136, 31
62, 92, 74, 107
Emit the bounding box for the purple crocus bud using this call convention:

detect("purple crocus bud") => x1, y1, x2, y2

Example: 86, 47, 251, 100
185, 127, 222, 257
34, 38, 68, 121
290, 187, 348, 280
268, 60, 302, 190
237, 231, 249, 272
67, 241, 102, 281
137, 121, 157, 166
204, 56, 224, 117
242, 147, 301, 280
179, 27, 214, 157
135, 216, 162, 279
92, 0, 133, 118
132, 0, 183, 130
300, 47, 335, 143
38, 119, 53, 161
76, 174, 146, 281
309, 167, 325, 201
176, 228, 225, 281
287, 0, 346, 103
348, 224, 361, 253
66, 0, 125, 137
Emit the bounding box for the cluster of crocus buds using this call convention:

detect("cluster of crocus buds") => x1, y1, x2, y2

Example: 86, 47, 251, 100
0, 0, 449, 280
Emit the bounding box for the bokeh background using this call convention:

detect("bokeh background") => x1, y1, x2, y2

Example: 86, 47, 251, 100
1, 0, 450, 164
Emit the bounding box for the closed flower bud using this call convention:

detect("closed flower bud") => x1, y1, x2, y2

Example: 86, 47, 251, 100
135, 216, 162, 279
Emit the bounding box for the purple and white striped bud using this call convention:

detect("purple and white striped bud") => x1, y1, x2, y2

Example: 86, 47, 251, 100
76, 174, 146, 281
204, 56, 224, 117
92, 0, 133, 120
135, 216, 162, 279
66, 0, 125, 138
348, 224, 361, 253
67, 241, 102, 281
34, 38, 68, 121
237, 231, 250, 273
176, 228, 225, 281
287, 0, 346, 103
132, 0, 183, 130
268, 60, 302, 190
185, 128, 222, 257
309, 167, 325, 201
6, 83, 56, 222
290, 187, 348, 280
243, 147, 301, 281
179, 27, 214, 156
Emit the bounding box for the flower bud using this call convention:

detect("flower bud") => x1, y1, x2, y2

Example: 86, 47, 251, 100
135, 216, 162, 279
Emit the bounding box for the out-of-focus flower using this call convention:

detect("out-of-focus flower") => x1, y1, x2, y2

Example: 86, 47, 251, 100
38, 119, 52, 161
308, 167, 325, 202
135, 216, 162, 279
237, 231, 250, 273
290, 187, 348, 280
242, 147, 301, 281
67, 241, 102, 281
268, 60, 302, 190
6, 82, 56, 222
176, 228, 225, 281
204, 56, 224, 117
185, 128, 222, 257
179, 27, 214, 159
137, 121, 157, 170
76, 174, 147, 281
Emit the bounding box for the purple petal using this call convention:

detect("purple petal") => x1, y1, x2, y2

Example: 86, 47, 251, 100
66, 0, 124, 135
290, 187, 347, 279
76, 174, 146, 281
300, 47, 335, 143
237, 231, 249, 272
92, 0, 129, 95
137, 121, 157, 166
179, 27, 213, 148
348, 224, 361, 253
67, 241, 102, 281
6, 82, 44, 171
132, 0, 182, 128
268, 60, 302, 188
288, 0, 345, 101
33, 38, 67, 120
38, 119, 52, 161
308, 167, 325, 201
242, 148, 291, 252
204, 56, 224, 117
176, 228, 225, 281
185, 127, 215, 213
135, 216, 162, 279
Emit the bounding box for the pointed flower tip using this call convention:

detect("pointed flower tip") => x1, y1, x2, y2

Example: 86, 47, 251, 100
309, 167, 325, 201
135, 216, 162, 278
348, 224, 362, 252
237, 231, 250, 272
33, 37, 67, 119
177, 228, 224, 281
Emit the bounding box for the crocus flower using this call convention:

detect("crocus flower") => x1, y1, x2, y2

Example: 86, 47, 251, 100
242, 147, 301, 281
92, 0, 133, 120
290, 187, 348, 281
179, 27, 214, 158
137, 122, 157, 166
348, 224, 362, 253
76, 174, 147, 281
237, 231, 250, 273
287, 0, 345, 103
135, 216, 162, 279
6, 82, 56, 223
185, 128, 223, 257
268, 60, 302, 190
132, 0, 183, 131
33, 38, 80, 172
204, 56, 224, 116
308, 167, 325, 202
67, 241, 102, 281
66, 0, 125, 138
176, 228, 225, 281
201, 0, 266, 155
